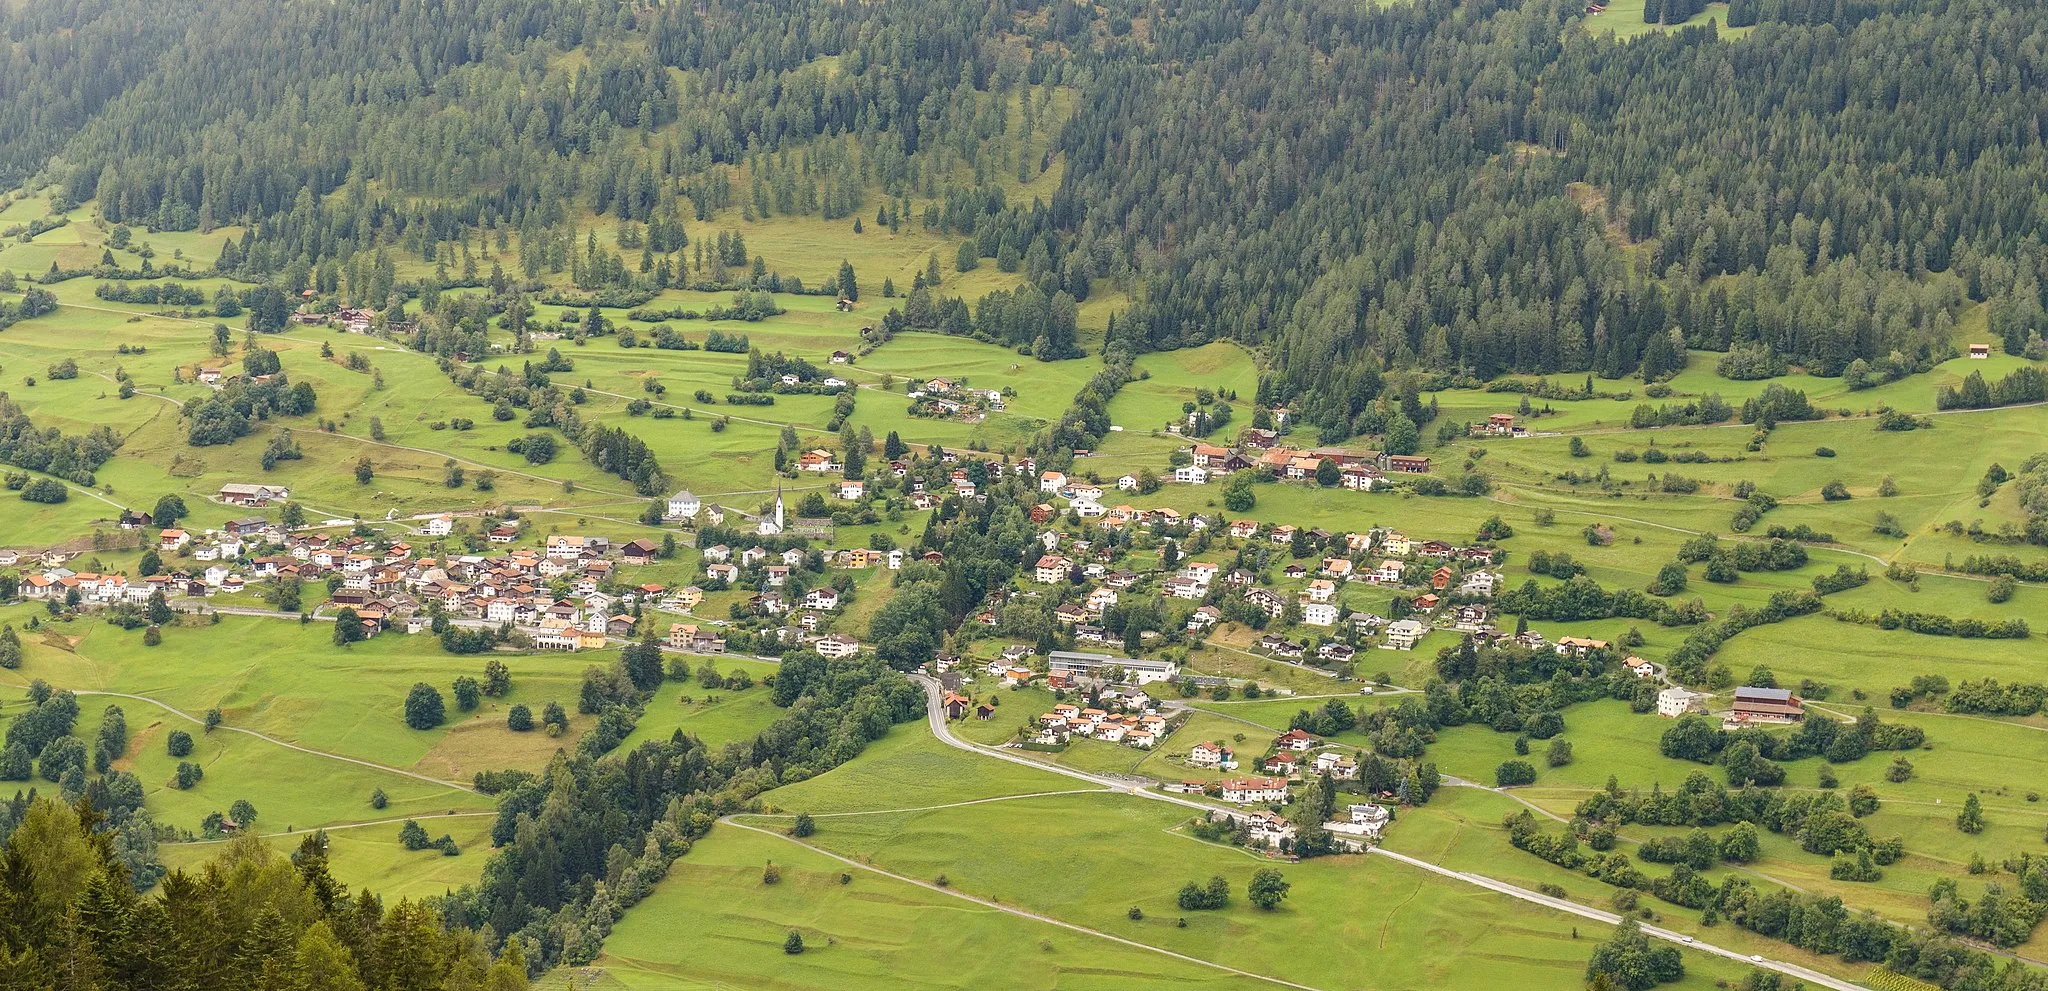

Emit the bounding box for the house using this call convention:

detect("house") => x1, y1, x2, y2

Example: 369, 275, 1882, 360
1379, 532, 1411, 556
621, 539, 659, 565
1657, 687, 1706, 718
159, 529, 190, 551
1313, 751, 1359, 780
943, 692, 972, 720
1627, 657, 1658, 678
1163, 576, 1205, 600
1485, 413, 1518, 435
1554, 636, 1610, 656
1244, 810, 1297, 849
1969, 343, 1992, 359
666, 490, 701, 519
1117, 474, 1141, 491
1243, 587, 1286, 619
1386, 455, 1431, 474
1729, 686, 1805, 725
1274, 729, 1319, 752
1187, 742, 1233, 769
1086, 587, 1120, 613
1325, 803, 1392, 850
796, 449, 842, 473
1382, 618, 1427, 650
1320, 558, 1354, 579
1341, 465, 1384, 490
1034, 555, 1072, 584
837, 480, 865, 500
1303, 579, 1337, 603
703, 544, 731, 563
1259, 635, 1305, 658
117, 509, 153, 530
803, 587, 841, 611
814, 634, 861, 660
1318, 641, 1356, 663
1039, 471, 1067, 493
1431, 565, 1455, 590
218, 483, 289, 507
1186, 605, 1221, 631
1263, 752, 1301, 776
705, 563, 738, 583
1173, 464, 1209, 485
1302, 602, 1338, 626
1219, 777, 1290, 804
421, 515, 455, 537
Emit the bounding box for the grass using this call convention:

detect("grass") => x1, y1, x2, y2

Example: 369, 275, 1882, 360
740, 790, 1758, 991
156, 815, 496, 902
1582, 0, 1755, 39
588, 825, 1275, 991
753, 722, 1082, 815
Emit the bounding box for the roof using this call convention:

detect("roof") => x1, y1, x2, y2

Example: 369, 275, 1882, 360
1734, 686, 1793, 703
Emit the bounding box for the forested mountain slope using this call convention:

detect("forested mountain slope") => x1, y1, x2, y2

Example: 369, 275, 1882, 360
4, 0, 2046, 444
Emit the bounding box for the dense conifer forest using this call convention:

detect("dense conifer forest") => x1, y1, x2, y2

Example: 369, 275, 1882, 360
5, 0, 2043, 441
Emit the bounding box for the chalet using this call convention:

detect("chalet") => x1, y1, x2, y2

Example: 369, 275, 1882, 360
1554, 636, 1610, 656
117, 509, 153, 530
1485, 413, 1517, 435
803, 587, 841, 610
1318, 641, 1356, 663
1273, 728, 1319, 752
621, 539, 659, 565
1258, 635, 1305, 658
1969, 343, 1992, 359
1262, 751, 1302, 776
796, 449, 842, 473
1386, 455, 1431, 474
159, 529, 190, 551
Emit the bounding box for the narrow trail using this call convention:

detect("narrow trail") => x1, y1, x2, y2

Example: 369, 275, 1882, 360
74, 689, 481, 794
742, 788, 1111, 819
718, 816, 1336, 991
174, 810, 498, 846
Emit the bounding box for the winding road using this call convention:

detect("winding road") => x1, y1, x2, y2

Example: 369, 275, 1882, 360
906, 675, 1870, 991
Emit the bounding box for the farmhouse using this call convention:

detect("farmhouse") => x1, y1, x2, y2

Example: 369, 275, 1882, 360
218, 483, 289, 507
1728, 686, 1805, 726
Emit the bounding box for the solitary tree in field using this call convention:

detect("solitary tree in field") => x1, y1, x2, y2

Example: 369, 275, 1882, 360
783, 930, 804, 954
1247, 868, 1290, 910
1957, 793, 1986, 834
403, 683, 446, 730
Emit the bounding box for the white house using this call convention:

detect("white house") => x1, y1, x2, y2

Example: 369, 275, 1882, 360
1117, 474, 1141, 491
1040, 471, 1067, 493
422, 515, 454, 537
1220, 777, 1290, 804
1382, 618, 1427, 650
1173, 464, 1209, 485
837, 480, 865, 500
666, 490, 701, 519
1302, 602, 1338, 627
813, 634, 860, 659
1034, 555, 1072, 584
1657, 687, 1706, 718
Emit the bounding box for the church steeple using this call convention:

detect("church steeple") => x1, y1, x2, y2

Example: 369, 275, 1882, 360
774, 483, 785, 531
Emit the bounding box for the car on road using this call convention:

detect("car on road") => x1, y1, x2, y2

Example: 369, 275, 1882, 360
1679, 935, 1694, 944
1750, 955, 1763, 963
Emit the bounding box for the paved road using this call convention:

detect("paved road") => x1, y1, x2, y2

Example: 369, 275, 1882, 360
720, 816, 1333, 991
908, 675, 1870, 991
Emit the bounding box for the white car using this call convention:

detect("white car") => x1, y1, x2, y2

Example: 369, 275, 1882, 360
1750, 955, 1764, 963
1680, 935, 1694, 944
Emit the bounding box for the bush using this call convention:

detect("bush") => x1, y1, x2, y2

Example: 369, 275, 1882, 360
166, 729, 193, 757
1494, 760, 1537, 786
506, 704, 534, 731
